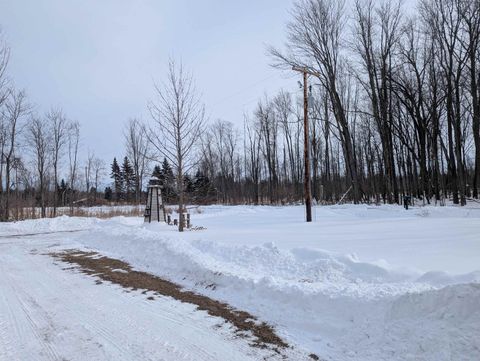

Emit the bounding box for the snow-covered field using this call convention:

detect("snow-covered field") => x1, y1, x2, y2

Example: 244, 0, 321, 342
1, 204, 479, 360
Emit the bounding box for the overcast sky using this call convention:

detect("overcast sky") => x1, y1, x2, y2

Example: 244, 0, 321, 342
0, 0, 298, 163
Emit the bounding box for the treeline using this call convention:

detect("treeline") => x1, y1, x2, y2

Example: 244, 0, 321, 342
196, 0, 480, 205
0, 100, 106, 220
122, 0, 480, 207
0, 29, 108, 220
264, 0, 480, 206
108, 156, 216, 204
3, 0, 480, 223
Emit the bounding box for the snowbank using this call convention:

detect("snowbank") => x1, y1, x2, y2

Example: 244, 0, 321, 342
2, 204, 479, 360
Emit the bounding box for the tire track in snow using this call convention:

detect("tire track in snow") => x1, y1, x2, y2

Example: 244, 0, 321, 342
4, 252, 142, 361
0, 265, 17, 360
13, 294, 62, 361
50, 269, 236, 361
45, 254, 268, 361
21, 249, 156, 361
0, 313, 15, 360
0, 235, 282, 361
0, 253, 62, 361
0, 229, 87, 239
27, 250, 231, 361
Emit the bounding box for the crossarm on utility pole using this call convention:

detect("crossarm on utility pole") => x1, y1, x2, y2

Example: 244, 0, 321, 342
292, 66, 321, 78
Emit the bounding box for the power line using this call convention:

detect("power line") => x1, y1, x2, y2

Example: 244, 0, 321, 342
210, 73, 279, 109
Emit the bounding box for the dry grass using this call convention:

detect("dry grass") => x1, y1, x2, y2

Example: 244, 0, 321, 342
61, 206, 144, 219
8, 205, 145, 221
51, 250, 289, 353
7, 204, 209, 221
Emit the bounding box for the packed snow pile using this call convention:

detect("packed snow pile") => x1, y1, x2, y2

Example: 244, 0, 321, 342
0, 215, 100, 236
384, 284, 480, 360
3, 204, 479, 360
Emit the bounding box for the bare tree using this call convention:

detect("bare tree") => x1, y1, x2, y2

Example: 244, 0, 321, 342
245, 115, 262, 204
352, 0, 403, 203
0, 30, 9, 110
255, 97, 279, 203
92, 157, 105, 201
421, 0, 469, 205
84, 150, 95, 195
269, 0, 362, 203
124, 118, 149, 203
47, 108, 67, 216
208, 119, 239, 203
27, 116, 51, 218
0, 31, 10, 197
458, 0, 480, 198
148, 60, 205, 231
67, 121, 80, 214
1, 89, 29, 221
199, 129, 217, 183
273, 90, 302, 200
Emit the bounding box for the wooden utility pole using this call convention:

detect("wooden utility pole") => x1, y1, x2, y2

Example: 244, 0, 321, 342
293, 66, 316, 222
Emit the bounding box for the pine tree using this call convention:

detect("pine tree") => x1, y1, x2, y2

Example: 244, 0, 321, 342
160, 158, 176, 203
193, 170, 216, 204
58, 179, 68, 206
104, 186, 113, 201
184, 174, 194, 201
121, 156, 135, 201
161, 158, 175, 185
110, 158, 123, 201
151, 165, 162, 179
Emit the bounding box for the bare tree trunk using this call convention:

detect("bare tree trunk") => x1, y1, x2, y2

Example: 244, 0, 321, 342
68, 121, 80, 215
269, 0, 362, 203
27, 117, 50, 218
460, 0, 480, 198
48, 109, 67, 217
2, 90, 28, 221
124, 118, 150, 204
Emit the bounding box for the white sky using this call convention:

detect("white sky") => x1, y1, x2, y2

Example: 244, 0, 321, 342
0, 0, 296, 163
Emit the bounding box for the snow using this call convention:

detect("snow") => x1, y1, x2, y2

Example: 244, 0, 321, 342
1, 204, 479, 360
0, 243, 272, 361
185, 204, 480, 275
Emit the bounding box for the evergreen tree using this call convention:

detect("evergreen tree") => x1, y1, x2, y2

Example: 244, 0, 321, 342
121, 156, 135, 200
150, 159, 178, 203
151, 165, 162, 179
60, 179, 67, 191
110, 157, 123, 201
183, 174, 194, 201
193, 170, 216, 204
160, 158, 176, 203
58, 179, 68, 206
104, 186, 113, 201
161, 158, 175, 185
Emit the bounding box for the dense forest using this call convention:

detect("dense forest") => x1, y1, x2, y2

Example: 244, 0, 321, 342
1, 0, 480, 221
192, 0, 480, 206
